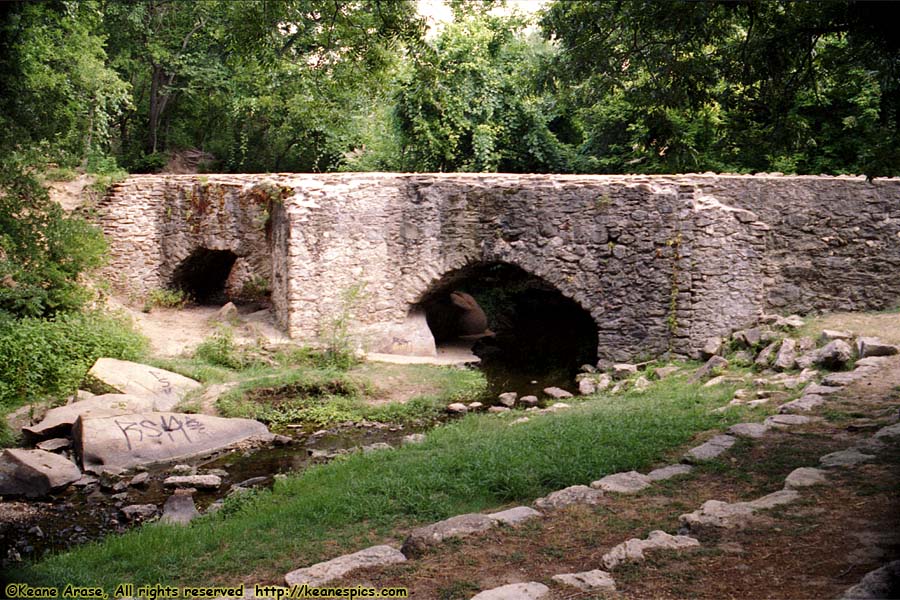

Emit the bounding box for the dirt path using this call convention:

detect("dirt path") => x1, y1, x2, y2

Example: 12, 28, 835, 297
323, 357, 900, 599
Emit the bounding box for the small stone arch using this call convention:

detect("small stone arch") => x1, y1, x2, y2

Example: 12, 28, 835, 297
170, 247, 238, 304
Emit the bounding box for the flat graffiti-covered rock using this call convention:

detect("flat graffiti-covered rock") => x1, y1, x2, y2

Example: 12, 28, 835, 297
74, 412, 273, 473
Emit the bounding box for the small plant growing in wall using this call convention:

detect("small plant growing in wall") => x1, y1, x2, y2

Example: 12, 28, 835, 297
321, 282, 366, 369
666, 233, 682, 341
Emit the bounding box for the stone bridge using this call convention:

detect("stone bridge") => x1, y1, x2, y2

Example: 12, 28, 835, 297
98, 173, 900, 361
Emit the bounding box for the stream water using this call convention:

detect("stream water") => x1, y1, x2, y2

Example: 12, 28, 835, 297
1, 352, 585, 568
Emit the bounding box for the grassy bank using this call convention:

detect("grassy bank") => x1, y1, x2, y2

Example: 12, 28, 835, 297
14, 376, 742, 589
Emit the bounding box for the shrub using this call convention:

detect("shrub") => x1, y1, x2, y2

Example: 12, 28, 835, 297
142, 288, 188, 311
0, 310, 147, 410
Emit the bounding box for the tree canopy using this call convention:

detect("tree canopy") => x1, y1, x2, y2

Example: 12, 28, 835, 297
0, 0, 898, 178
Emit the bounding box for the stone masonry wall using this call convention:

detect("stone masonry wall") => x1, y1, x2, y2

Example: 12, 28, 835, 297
99, 173, 900, 360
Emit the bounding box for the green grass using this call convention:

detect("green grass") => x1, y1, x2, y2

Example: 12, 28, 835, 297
13, 377, 738, 589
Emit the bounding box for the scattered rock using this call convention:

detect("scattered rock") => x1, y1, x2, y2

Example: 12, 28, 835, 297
163, 474, 222, 489
823, 371, 867, 386
210, 302, 239, 323
580, 364, 597, 374
35, 438, 71, 452
121, 504, 157, 521
0, 449, 82, 498
764, 414, 822, 428
23, 394, 157, 439
447, 403, 468, 414
543, 387, 573, 399
591, 471, 652, 494
633, 376, 651, 391
498, 392, 517, 407
784, 467, 827, 489
470, 582, 549, 600
755, 341, 779, 367
779, 394, 826, 413
804, 383, 842, 395
647, 464, 693, 481
578, 378, 597, 395
689, 356, 728, 383
612, 363, 638, 379
775, 315, 804, 329
518, 396, 539, 407
703, 375, 726, 387
654, 366, 680, 379
773, 338, 797, 371
361, 442, 393, 453
75, 412, 273, 474
601, 530, 700, 570
534, 485, 603, 510
467, 402, 484, 411
86, 358, 201, 408
159, 490, 200, 525
284, 545, 407, 586
544, 402, 571, 412
488, 506, 541, 526
820, 329, 852, 342
510, 417, 530, 425
874, 423, 900, 439
812, 339, 853, 369
727, 423, 770, 439
819, 449, 875, 468
856, 337, 899, 358
684, 435, 736, 463
552, 569, 615, 592
732, 350, 754, 365
855, 356, 890, 368
401, 514, 496, 557
169, 464, 194, 475
680, 491, 798, 530
129, 472, 149, 487
402, 433, 426, 445
702, 337, 723, 358
734, 328, 763, 348
841, 560, 900, 599
488, 406, 511, 414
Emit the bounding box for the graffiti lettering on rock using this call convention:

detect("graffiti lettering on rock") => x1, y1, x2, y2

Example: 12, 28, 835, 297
115, 415, 206, 450
150, 370, 174, 395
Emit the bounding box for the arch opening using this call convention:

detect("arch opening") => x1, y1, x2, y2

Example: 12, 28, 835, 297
416, 262, 598, 397
170, 248, 238, 305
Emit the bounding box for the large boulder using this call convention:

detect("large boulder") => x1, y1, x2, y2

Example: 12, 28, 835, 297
74, 412, 273, 474
0, 449, 82, 498
86, 358, 201, 409
23, 394, 156, 439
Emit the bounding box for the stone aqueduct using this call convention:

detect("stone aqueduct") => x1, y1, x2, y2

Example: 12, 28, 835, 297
99, 173, 900, 361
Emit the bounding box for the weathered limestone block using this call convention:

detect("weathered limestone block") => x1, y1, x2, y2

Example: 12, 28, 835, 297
784, 467, 827, 489
284, 545, 406, 586
591, 471, 653, 494
401, 513, 496, 557
470, 582, 549, 600
684, 435, 736, 463
856, 337, 899, 358
487, 506, 541, 526
534, 485, 604, 510
0, 449, 82, 498
87, 358, 201, 407
552, 570, 616, 592
23, 394, 157, 439
160, 490, 200, 525
601, 530, 700, 570
647, 464, 693, 481
74, 412, 273, 474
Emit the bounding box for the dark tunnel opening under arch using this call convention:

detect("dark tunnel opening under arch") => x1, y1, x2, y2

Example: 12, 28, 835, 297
170, 248, 237, 305
416, 262, 599, 396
